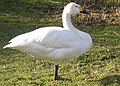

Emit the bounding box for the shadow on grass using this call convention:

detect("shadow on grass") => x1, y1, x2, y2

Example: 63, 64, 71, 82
99, 75, 120, 85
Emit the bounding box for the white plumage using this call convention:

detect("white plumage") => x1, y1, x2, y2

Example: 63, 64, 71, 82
3, 2, 92, 80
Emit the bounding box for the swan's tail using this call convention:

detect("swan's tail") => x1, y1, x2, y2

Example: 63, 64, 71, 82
3, 43, 16, 49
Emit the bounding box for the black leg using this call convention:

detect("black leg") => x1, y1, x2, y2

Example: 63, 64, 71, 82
54, 65, 71, 81
54, 65, 59, 80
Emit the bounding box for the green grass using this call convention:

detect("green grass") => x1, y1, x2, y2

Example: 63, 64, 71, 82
0, 0, 120, 86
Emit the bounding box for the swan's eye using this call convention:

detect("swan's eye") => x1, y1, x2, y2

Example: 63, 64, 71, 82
75, 6, 78, 8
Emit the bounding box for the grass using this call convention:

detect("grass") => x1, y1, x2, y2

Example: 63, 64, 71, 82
0, 0, 120, 86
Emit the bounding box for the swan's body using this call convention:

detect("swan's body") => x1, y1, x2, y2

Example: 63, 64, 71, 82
4, 26, 91, 62
3, 2, 92, 80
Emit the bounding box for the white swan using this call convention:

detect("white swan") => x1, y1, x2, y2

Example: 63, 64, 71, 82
3, 2, 92, 80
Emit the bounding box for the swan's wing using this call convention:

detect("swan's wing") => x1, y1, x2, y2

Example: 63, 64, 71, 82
3, 27, 79, 50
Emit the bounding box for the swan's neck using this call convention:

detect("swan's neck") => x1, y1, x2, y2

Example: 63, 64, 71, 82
62, 12, 75, 30
62, 11, 92, 48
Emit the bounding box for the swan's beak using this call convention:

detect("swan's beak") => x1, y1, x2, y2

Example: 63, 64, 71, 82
79, 6, 90, 15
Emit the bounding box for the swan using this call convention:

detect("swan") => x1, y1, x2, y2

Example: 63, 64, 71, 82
3, 2, 92, 80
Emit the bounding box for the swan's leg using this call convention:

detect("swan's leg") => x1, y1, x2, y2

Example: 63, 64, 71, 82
54, 65, 59, 80
54, 65, 71, 81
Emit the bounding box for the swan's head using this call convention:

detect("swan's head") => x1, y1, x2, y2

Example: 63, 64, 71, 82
64, 2, 90, 15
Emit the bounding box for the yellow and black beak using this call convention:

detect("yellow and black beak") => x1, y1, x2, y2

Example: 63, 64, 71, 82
79, 6, 90, 15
